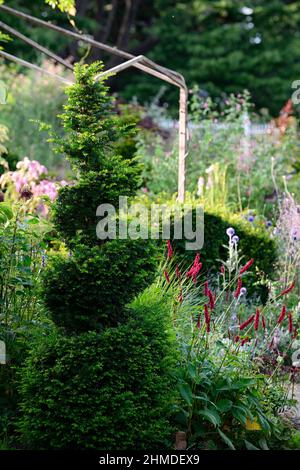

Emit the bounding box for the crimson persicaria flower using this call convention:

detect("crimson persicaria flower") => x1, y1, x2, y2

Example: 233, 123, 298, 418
176, 264, 181, 279
239, 258, 254, 275
186, 253, 202, 285
234, 277, 242, 299
164, 270, 170, 284
204, 281, 209, 296
279, 281, 295, 297
208, 289, 215, 310
288, 312, 293, 334
239, 315, 255, 330
254, 309, 260, 331
241, 337, 250, 346
196, 315, 201, 329
204, 304, 210, 332
277, 305, 286, 324
167, 240, 173, 259
178, 288, 183, 303
262, 315, 266, 330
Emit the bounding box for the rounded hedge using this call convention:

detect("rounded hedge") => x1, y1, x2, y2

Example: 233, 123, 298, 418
17, 288, 177, 450
170, 210, 277, 278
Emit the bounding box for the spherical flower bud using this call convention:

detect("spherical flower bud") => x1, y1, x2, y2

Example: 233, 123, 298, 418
232, 235, 239, 244
226, 227, 235, 237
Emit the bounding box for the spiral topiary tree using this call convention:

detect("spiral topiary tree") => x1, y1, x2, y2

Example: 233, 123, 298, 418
17, 63, 176, 449
42, 62, 158, 333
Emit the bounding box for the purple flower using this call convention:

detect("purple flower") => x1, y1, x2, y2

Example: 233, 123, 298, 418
248, 215, 255, 223
232, 235, 239, 244
226, 227, 235, 237
266, 220, 272, 227
240, 287, 247, 296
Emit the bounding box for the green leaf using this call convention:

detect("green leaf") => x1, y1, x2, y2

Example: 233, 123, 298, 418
217, 399, 232, 413
197, 408, 221, 427
244, 440, 260, 450
258, 438, 269, 450
232, 406, 247, 425
178, 383, 193, 406
0, 203, 13, 220
217, 428, 235, 450
187, 363, 197, 380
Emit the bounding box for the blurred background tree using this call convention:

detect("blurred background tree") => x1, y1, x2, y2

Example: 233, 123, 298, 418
1, 0, 300, 115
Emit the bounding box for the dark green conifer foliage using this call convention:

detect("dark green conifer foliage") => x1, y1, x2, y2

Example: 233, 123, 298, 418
17, 64, 175, 449
42, 63, 157, 332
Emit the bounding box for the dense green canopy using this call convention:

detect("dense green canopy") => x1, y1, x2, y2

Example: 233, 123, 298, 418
1, 0, 300, 115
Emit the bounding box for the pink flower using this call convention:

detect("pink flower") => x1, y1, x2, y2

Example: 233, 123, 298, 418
164, 270, 170, 284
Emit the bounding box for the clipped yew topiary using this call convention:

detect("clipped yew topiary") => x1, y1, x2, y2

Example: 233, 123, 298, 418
17, 63, 175, 449
41, 62, 158, 332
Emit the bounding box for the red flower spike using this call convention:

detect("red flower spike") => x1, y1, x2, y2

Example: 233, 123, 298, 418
262, 315, 266, 330
187, 255, 202, 284
175, 264, 181, 279
234, 277, 242, 299
288, 312, 293, 334
293, 328, 298, 340
167, 240, 173, 259
204, 281, 209, 296
239, 314, 255, 330
193, 253, 201, 267
239, 258, 254, 275
279, 281, 296, 297
178, 288, 183, 303
164, 270, 170, 284
277, 305, 286, 324
208, 289, 215, 310
220, 265, 225, 274
234, 335, 240, 343
196, 315, 201, 329
204, 304, 210, 333
241, 337, 250, 346
254, 309, 260, 331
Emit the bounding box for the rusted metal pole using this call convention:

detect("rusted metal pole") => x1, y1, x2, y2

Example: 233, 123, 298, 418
0, 3, 188, 200
0, 20, 73, 70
